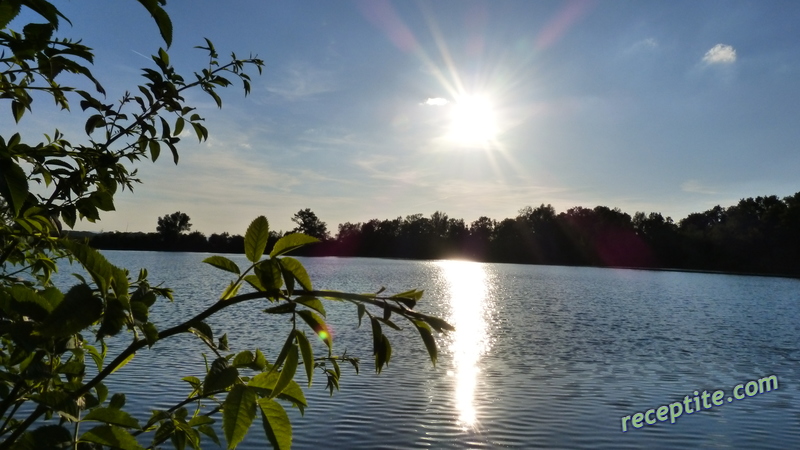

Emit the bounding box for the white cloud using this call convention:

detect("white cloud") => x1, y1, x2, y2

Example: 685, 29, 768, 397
702, 44, 737, 64
423, 97, 449, 106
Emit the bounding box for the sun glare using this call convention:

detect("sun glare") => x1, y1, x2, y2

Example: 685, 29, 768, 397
447, 95, 497, 146
436, 260, 492, 429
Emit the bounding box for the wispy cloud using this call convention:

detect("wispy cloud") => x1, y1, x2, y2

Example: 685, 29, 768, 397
626, 38, 658, 54
266, 61, 338, 100
354, 154, 434, 186
681, 180, 717, 195
702, 44, 737, 64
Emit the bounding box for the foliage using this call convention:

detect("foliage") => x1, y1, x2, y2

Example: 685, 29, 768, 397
312, 198, 800, 275
289, 209, 329, 241
157, 212, 192, 239
0, 2, 451, 449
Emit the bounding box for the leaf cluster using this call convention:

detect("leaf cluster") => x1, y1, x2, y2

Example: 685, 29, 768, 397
0, 2, 451, 449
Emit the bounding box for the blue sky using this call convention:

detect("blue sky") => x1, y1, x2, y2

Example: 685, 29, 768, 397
11, 0, 800, 234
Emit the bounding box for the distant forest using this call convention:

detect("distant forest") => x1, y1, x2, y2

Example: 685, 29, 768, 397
78, 192, 800, 277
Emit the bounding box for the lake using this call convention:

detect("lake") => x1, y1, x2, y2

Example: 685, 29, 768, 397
62, 252, 800, 448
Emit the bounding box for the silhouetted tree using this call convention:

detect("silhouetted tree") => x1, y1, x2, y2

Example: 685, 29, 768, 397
157, 211, 192, 239
466, 216, 495, 259
291, 208, 330, 240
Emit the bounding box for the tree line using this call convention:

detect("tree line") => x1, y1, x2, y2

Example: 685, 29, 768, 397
82, 194, 800, 276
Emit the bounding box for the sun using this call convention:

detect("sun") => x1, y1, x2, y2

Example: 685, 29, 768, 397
447, 95, 498, 146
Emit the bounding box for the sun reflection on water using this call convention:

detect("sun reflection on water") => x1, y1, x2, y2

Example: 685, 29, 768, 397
436, 260, 491, 430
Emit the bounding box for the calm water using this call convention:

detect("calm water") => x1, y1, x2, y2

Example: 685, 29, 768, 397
61, 252, 800, 448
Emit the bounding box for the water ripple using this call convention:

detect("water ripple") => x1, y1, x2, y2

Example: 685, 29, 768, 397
68, 253, 800, 449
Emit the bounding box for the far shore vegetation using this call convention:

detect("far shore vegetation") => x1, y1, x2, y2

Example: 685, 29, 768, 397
77, 193, 800, 277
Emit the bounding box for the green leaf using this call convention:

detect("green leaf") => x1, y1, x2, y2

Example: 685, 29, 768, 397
35, 391, 79, 422
263, 302, 296, 314
222, 384, 256, 449
244, 216, 270, 263
23, 22, 54, 43
422, 315, 455, 332
80, 425, 145, 450
295, 331, 314, 387
61, 240, 118, 295
220, 281, 241, 301
182, 376, 202, 392
253, 349, 268, 371
244, 274, 265, 291
62, 204, 77, 228
18, 425, 72, 449
271, 344, 298, 399
232, 350, 254, 368
203, 358, 239, 395
149, 139, 160, 162
154, 420, 176, 447
370, 317, 382, 355
11, 100, 25, 122
171, 427, 188, 450
202, 256, 240, 274
9, 285, 54, 321
255, 259, 283, 292
198, 425, 221, 446
295, 296, 325, 317
188, 416, 214, 427
109, 393, 126, 409
377, 317, 402, 331
0, 2, 22, 30
219, 333, 230, 351
130, 301, 148, 323
38, 283, 102, 337
95, 382, 109, 404
391, 289, 424, 302
248, 373, 307, 415
189, 321, 214, 343
174, 116, 185, 135
110, 353, 135, 375
0, 158, 29, 217
271, 332, 295, 375
414, 321, 438, 367
258, 399, 292, 450
191, 122, 208, 142
379, 335, 392, 372
98, 297, 127, 339
75, 198, 100, 222
357, 303, 366, 327
85, 114, 104, 135
279, 257, 312, 291
158, 48, 170, 68
207, 88, 223, 108
297, 310, 332, 351
270, 233, 319, 258
83, 407, 142, 429
137, 0, 173, 47
142, 322, 159, 346
86, 344, 105, 372
278, 262, 295, 296
23, 0, 71, 28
